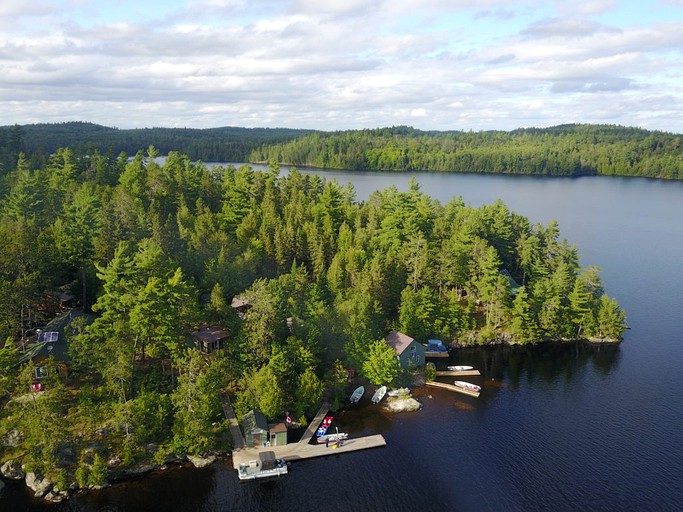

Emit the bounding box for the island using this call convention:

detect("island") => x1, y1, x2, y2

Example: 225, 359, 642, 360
0, 148, 626, 502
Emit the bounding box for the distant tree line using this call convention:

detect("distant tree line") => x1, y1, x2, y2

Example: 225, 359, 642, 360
249, 124, 683, 179
2, 122, 683, 180
0, 122, 315, 174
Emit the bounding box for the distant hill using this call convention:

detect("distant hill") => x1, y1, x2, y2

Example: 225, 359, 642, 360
1, 121, 316, 162
1, 121, 682, 179
248, 124, 683, 179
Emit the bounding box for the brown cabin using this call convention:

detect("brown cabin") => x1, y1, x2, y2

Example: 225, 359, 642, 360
193, 324, 230, 354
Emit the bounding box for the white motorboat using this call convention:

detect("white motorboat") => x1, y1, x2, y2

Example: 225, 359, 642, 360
454, 380, 481, 392
350, 386, 364, 403
371, 385, 387, 404
447, 365, 474, 371
387, 387, 410, 397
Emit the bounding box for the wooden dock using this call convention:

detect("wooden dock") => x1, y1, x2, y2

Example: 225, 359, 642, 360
435, 370, 481, 377
425, 351, 449, 358
222, 397, 386, 470
426, 380, 480, 398
220, 391, 245, 450
231, 434, 386, 468
297, 401, 330, 447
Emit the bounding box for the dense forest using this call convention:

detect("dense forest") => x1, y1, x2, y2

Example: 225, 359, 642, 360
0, 146, 625, 499
2, 122, 683, 180
249, 124, 683, 179
0, 122, 314, 172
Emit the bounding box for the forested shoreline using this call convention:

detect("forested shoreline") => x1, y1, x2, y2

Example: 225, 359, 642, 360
1, 122, 682, 180
0, 146, 625, 501
249, 125, 683, 179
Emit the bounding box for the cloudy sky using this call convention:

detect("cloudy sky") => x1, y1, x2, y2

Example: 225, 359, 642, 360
2, 0, 683, 132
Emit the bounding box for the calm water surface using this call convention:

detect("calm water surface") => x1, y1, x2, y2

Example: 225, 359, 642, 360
4, 168, 683, 511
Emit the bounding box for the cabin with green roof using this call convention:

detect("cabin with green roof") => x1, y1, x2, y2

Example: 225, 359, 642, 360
242, 409, 269, 448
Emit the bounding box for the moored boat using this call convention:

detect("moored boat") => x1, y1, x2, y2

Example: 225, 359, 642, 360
316, 432, 349, 444
316, 415, 334, 437
454, 380, 481, 392
387, 387, 410, 397
447, 365, 474, 371
371, 385, 387, 404
237, 451, 288, 480
350, 386, 364, 403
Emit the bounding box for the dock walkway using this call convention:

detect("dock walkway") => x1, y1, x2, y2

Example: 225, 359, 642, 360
220, 392, 245, 450
435, 370, 481, 377
297, 401, 330, 447
427, 380, 480, 398
425, 351, 449, 358
232, 434, 386, 468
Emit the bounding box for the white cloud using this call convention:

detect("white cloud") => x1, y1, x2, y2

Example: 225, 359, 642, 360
0, 0, 683, 132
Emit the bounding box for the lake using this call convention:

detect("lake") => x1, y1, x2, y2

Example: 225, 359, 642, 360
3, 166, 683, 511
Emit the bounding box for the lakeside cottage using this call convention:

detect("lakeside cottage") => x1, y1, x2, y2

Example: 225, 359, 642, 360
193, 324, 229, 354
384, 330, 426, 369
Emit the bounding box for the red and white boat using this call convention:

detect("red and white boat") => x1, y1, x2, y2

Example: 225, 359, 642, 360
454, 380, 481, 392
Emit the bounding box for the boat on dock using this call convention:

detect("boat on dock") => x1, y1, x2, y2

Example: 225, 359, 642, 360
350, 386, 365, 403
371, 385, 387, 404
237, 451, 288, 481
447, 365, 474, 371
426, 339, 448, 352
387, 387, 410, 397
454, 381, 481, 392
316, 415, 334, 437
316, 432, 349, 444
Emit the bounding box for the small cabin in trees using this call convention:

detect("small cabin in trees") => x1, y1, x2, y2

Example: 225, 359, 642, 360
230, 296, 251, 319
242, 409, 269, 448
384, 330, 426, 369
193, 324, 229, 354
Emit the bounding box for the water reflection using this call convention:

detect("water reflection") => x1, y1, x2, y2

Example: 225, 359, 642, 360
447, 342, 621, 394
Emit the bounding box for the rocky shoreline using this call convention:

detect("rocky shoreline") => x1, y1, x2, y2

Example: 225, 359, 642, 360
0, 452, 222, 503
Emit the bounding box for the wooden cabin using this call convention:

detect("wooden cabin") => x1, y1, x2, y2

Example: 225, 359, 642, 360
384, 330, 426, 369
193, 324, 229, 354
242, 409, 269, 448
268, 422, 288, 446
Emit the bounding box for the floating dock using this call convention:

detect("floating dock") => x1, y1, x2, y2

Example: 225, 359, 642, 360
426, 381, 480, 398
435, 370, 481, 377
425, 351, 449, 358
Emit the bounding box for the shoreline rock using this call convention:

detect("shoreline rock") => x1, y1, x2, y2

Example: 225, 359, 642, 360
25, 472, 53, 498
0, 460, 24, 480
384, 397, 422, 413
188, 454, 217, 468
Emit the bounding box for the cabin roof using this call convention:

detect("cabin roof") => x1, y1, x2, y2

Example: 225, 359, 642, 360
230, 296, 250, 309
269, 422, 288, 433
193, 324, 230, 343
242, 409, 268, 433
384, 330, 415, 356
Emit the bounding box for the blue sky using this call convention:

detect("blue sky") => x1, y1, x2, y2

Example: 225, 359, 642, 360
2, 0, 683, 132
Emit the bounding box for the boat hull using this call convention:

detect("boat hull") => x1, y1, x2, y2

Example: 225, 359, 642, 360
454, 380, 481, 392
